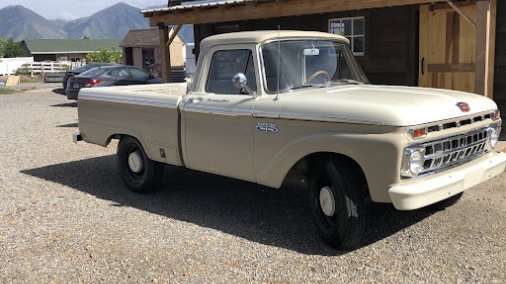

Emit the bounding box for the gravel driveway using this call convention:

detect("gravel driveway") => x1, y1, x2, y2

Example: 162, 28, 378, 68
1, 88, 505, 283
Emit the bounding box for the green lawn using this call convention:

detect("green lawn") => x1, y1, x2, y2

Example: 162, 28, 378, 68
0, 88, 20, 95
21, 76, 44, 83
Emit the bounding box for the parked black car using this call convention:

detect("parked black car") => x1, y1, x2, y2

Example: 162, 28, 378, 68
62, 63, 120, 89
65, 65, 162, 100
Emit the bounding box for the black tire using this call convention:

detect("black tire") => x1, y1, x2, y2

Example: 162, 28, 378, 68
117, 137, 163, 193
309, 157, 366, 250
430, 192, 463, 210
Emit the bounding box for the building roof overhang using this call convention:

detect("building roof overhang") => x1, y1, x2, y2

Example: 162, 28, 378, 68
142, 0, 442, 26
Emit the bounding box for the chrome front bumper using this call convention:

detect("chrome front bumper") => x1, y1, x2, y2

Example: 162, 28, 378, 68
389, 151, 506, 210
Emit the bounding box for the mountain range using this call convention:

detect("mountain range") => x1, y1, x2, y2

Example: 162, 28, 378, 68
0, 2, 194, 42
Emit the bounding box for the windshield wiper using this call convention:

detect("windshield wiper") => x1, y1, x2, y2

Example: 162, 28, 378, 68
290, 84, 325, 90
331, 79, 364, 85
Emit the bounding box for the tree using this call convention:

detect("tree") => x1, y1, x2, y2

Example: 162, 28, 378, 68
0, 38, 4, 58
0, 38, 29, 58
86, 48, 123, 63
83, 34, 90, 39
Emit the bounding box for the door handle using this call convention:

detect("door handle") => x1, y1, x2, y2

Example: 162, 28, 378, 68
421, 57, 425, 75
188, 97, 202, 104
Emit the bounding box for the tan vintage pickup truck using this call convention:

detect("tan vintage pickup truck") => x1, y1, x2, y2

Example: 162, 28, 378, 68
74, 31, 506, 249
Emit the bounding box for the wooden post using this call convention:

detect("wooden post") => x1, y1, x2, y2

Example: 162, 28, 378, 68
158, 23, 172, 83
475, 0, 496, 98
167, 24, 183, 47
475, 1, 488, 96
485, 0, 497, 99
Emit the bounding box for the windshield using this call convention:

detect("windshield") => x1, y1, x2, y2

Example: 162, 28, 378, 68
79, 67, 113, 77
261, 39, 369, 93
73, 63, 116, 73
74, 64, 101, 73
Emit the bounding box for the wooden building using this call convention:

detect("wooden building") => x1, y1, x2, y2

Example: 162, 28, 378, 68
120, 28, 185, 80
142, 0, 504, 113
21, 39, 121, 63
496, 1, 506, 114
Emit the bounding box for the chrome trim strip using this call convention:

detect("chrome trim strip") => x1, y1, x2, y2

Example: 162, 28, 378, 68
183, 105, 253, 117
80, 93, 179, 109
279, 112, 385, 125
253, 111, 279, 119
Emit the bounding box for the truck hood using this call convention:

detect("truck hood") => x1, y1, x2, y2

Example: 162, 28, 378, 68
280, 85, 498, 126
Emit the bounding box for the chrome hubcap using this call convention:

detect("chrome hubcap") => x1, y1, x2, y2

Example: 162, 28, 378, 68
128, 151, 143, 173
319, 186, 335, 217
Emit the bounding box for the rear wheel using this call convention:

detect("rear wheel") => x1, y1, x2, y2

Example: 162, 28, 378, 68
309, 157, 366, 250
117, 137, 163, 193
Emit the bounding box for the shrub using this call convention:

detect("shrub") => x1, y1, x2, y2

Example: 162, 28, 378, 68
87, 48, 123, 63
15, 64, 32, 76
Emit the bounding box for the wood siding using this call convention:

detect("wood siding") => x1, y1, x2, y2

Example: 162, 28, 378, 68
194, 5, 419, 86
419, 4, 477, 94
495, 0, 506, 100
33, 54, 57, 62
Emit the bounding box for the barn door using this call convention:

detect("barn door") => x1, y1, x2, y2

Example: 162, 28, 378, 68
419, 4, 477, 93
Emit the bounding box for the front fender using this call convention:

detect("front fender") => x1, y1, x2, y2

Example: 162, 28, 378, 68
255, 131, 407, 203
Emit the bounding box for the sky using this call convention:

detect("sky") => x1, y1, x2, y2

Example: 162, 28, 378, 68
0, 0, 167, 20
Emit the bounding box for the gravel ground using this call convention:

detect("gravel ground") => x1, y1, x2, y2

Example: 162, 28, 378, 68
1, 87, 506, 283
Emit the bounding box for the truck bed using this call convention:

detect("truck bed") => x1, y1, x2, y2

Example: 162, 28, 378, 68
78, 83, 187, 166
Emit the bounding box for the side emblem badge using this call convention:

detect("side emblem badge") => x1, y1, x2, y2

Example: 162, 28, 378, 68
256, 122, 278, 133
456, 102, 470, 112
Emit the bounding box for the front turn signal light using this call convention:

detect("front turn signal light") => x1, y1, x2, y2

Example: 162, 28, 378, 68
408, 128, 427, 140
493, 110, 501, 121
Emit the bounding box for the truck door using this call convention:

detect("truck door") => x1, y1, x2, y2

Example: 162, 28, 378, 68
181, 47, 257, 182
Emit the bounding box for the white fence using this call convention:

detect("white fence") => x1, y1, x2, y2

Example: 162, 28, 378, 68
0, 58, 83, 76
0, 57, 34, 76
68, 61, 84, 70
29, 62, 71, 76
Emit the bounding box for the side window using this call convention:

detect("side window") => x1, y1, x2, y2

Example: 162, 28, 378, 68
206, 49, 257, 95
129, 68, 150, 80
109, 68, 130, 79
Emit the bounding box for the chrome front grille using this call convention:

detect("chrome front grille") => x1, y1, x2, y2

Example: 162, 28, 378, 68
420, 128, 490, 174
426, 113, 495, 133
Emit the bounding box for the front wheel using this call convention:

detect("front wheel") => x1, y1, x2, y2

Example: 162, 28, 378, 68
117, 137, 163, 193
309, 157, 366, 250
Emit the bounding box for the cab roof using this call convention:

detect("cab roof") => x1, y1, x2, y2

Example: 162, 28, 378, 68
201, 30, 349, 49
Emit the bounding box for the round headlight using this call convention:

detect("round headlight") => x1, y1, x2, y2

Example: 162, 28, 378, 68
409, 150, 424, 176
488, 128, 499, 149
402, 148, 426, 177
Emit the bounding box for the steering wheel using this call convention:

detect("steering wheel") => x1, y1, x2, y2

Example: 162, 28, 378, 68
307, 70, 330, 84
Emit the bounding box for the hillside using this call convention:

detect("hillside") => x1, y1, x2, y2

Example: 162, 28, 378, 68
64, 2, 149, 39
0, 5, 67, 40
0, 3, 194, 42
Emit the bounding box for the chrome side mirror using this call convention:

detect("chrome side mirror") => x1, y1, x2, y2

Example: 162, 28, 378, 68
232, 73, 256, 97
232, 73, 247, 88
